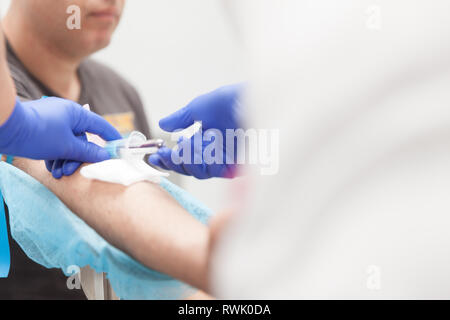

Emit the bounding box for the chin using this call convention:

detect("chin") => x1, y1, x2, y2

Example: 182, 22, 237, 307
86, 33, 113, 53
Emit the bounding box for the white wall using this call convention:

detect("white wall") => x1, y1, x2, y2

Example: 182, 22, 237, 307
95, 1, 244, 212
1, 0, 244, 212
0, 1, 9, 16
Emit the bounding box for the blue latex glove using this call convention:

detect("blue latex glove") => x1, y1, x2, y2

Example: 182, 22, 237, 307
149, 84, 243, 179
45, 134, 93, 179
0, 97, 121, 169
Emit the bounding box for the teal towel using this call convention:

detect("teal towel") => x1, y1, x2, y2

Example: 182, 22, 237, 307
0, 162, 212, 299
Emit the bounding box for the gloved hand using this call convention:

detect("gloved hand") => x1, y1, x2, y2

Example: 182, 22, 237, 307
45, 134, 94, 179
148, 84, 243, 179
0, 97, 121, 177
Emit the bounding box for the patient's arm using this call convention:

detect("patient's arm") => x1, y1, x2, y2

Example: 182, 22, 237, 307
12, 157, 210, 292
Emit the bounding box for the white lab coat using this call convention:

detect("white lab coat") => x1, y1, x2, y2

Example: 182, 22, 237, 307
212, 0, 450, 299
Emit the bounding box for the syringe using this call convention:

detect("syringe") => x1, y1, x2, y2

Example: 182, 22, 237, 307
104, 131, 165, 159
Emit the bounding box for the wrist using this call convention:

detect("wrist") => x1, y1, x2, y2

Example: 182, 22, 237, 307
0, 48, 16, 126
0, 154, 14, 164
0, 93, 15, 126
0, 98, 30, 155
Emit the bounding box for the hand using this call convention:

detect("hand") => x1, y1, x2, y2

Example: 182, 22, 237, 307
0, 97, 121, 177
45, 134, 93, 179
148, 84, 243, 179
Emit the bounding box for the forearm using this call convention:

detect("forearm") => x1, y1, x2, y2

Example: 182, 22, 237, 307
0, 27, 16, 125
13, 158, 210, 291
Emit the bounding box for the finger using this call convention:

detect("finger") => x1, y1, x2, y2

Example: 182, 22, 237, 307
179, 136, 210, 179
157, 148, 189, 176
165, 138, 206, 178
182, 162, 209, 179
148, 154, 170, 171
68, 138, 111, 163
74, 108, 122, 141
51, 160, 64, 179
159, 105, 193, 132
62, 160, 82, 176
45, 160, 54, 173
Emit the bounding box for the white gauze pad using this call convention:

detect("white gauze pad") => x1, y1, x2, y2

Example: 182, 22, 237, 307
80, 158, 169, 186
79, 105, 168, 186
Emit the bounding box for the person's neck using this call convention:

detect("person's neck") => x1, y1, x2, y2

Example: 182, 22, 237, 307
2, 14, 82, 101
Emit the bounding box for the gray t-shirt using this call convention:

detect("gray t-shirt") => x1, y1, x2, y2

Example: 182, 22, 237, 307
7, 41, 150, 138
0, 40, 151, 300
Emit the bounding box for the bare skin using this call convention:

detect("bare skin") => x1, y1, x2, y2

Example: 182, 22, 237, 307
1, 0, 229, 298
2, 0, 125, 100
0, 28, 16, 124
2, 0, 219, 299
12, 156, 211, 293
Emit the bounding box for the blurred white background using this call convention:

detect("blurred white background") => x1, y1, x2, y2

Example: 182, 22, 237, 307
1, 0, 244, 212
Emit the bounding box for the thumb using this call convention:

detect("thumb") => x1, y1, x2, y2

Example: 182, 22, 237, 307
159, 105, 193, 132
75, 108, 122, 141
68, 138, 110, 163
